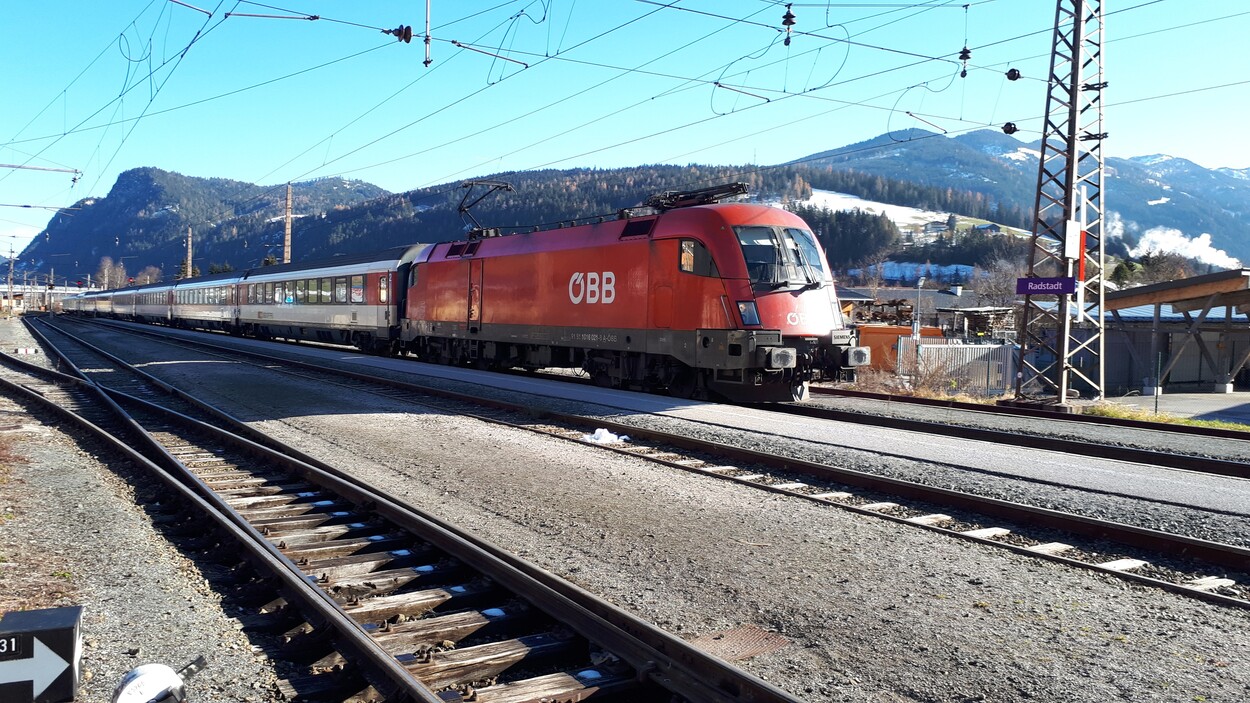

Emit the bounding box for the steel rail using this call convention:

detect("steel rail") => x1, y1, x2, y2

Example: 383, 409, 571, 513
44, 319, 1250, 601
781, 398, 1250, 479
104, 388, 801, 703
63, 316, 1250, 479
19, 318, 804, 703
0, 352, 446, 702
812, 386, 1250, 439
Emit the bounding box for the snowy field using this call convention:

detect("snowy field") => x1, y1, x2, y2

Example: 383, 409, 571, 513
800, 189, 949, 228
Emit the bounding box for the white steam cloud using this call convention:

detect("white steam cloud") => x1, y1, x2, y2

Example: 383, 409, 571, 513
1128, 227, 1241, 269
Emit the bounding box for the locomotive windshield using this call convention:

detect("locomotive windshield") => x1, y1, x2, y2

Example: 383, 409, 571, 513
735, 226, 829, 289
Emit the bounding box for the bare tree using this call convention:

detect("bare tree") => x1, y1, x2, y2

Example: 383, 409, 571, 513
1136, 251, 1193, 284
976, 258, 1025, 307
136, 265, 163, 284
859, 250, 890, 303
95, 256, 128, 289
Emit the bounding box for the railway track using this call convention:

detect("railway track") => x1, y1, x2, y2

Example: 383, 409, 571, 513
794, 391, 1250, 479
32, 316, 1250, 611
812, 385, 1250, 438
8, 318, 803, 702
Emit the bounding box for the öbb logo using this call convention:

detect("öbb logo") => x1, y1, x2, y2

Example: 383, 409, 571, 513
568, 272, 616, 304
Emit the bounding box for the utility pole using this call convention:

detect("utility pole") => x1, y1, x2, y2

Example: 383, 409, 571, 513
5, 244, 13, 317
1015, 0, 1106, 404
283, 182, 293, 264
185, 226, 193, 279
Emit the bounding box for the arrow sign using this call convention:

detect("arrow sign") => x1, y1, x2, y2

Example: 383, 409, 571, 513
0, 637, 70, 698
0, 606, 83, 703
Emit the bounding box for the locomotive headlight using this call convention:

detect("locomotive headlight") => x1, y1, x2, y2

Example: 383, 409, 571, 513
737, 301, 761, 326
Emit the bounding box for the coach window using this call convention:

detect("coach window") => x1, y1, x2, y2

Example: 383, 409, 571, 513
318, 278, 330, 303
379, 275, 388, 304
296, 280, 306, 304
350, 275, 364, 304
334, 277, 347, 303
679, 239, 719, 277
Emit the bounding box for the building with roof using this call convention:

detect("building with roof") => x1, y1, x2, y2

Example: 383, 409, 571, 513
1104, 269, 1250, 395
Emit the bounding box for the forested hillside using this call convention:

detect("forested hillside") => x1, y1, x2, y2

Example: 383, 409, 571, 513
22, 162, 1006, 282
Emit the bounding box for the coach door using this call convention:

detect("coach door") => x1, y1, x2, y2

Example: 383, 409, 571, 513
467, 259, 483, 331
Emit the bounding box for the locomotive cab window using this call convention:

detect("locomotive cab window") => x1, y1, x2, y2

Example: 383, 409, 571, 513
783, 227, 830, 284
679, 239, 719, 277
735, 225, 824, 289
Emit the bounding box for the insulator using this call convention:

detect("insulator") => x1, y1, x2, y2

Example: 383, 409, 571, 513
390, 25, 412, 43
1006, 68, 1021, 81
782, 6, 796, 27
1002, 122, 1018, 135
960, 68, 967, 78
958, 46, 971, 61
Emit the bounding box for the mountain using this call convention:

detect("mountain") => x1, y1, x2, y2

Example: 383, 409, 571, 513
17, 130, 1250, 283
20, 168, 389, 280
794, 129, 1250, 264
17, 165, 812, 282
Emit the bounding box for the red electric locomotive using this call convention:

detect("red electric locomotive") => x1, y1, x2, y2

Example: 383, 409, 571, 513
402, 184, 867, 401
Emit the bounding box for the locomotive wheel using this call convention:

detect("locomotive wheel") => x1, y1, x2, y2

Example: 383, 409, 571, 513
668, 368, 698, 399
591, 368, 614, 388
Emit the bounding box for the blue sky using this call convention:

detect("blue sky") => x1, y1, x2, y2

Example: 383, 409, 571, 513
2, 0, 1248, 256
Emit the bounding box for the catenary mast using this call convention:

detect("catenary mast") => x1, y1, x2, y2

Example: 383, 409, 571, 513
1015, 0, 1106, 403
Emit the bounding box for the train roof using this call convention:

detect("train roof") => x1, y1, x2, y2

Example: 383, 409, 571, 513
238, 244, 428, 280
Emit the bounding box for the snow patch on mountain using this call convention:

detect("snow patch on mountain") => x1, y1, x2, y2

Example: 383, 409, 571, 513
1147, 196, 1170, 206
1000, 147, 1039, 162
801, 189, 947, 227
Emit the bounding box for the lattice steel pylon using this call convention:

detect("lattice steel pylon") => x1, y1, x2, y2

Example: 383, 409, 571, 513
1016, 0, 1105, 402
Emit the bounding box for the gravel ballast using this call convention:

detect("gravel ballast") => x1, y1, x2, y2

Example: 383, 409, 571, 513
5, 317, 1250, 702
0, 403, 283, 701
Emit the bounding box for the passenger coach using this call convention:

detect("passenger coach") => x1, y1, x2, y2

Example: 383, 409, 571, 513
236, 245, 428, 351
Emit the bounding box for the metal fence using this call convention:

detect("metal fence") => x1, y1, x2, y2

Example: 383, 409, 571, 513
896, 337, 1017, 396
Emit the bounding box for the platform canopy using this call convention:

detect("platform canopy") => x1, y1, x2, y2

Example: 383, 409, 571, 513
1105, 269, 1250, 392
1105, 269, 1250, 313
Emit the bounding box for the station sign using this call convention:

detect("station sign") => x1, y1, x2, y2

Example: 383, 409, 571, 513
1016, 276, 1076, 295
0, 606, 82, 703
